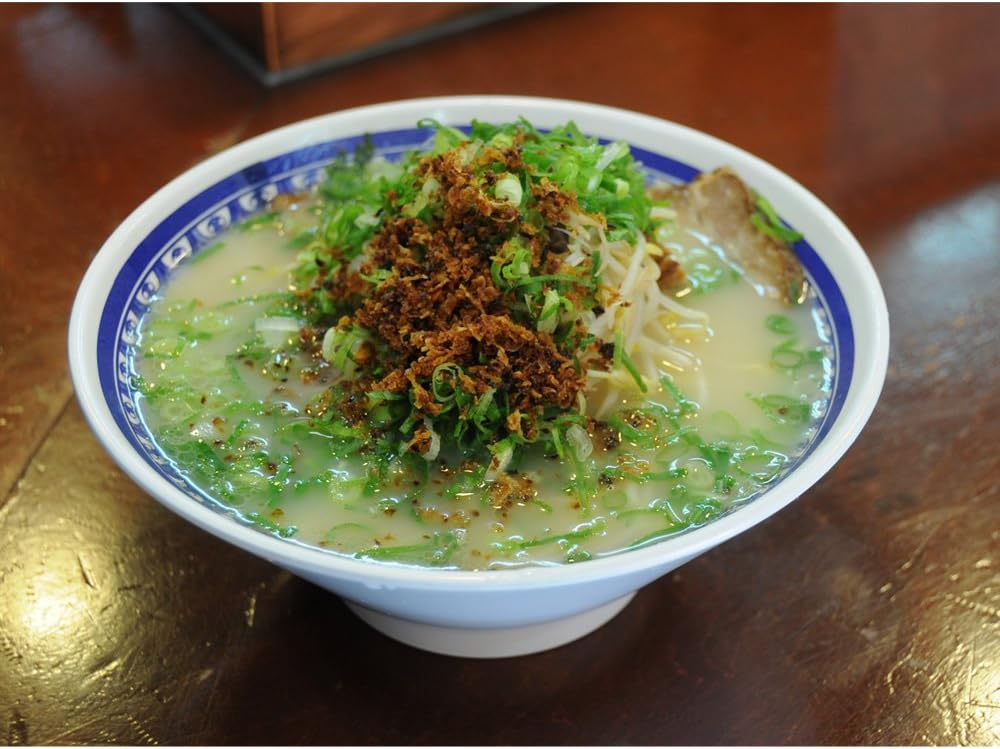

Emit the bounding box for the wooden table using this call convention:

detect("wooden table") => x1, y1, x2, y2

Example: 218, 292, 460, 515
2, 4, 998, 744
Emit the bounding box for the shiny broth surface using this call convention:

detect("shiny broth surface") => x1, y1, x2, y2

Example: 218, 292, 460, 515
134, 202, 832, 570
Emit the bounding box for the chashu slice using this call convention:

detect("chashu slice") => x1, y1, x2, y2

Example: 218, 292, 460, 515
661, 168, 807, 305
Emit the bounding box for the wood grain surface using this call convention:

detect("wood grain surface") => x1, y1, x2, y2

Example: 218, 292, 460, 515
1, 4, 998, 745
191, 2, 484, 74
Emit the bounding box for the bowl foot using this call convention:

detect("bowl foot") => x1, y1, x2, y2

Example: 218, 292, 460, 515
345, 592, 636, 658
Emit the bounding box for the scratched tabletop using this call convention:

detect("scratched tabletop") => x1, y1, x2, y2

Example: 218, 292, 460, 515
1, 4, 998, 745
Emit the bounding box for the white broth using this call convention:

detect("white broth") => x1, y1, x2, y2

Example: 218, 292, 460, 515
134, 214, 832, 570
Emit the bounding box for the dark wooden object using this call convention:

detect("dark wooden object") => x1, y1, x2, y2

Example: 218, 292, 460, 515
180, 2, 528, 85
1, 3, 998, 744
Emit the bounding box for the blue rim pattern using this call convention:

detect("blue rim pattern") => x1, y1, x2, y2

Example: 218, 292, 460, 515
97, 126, 854, 525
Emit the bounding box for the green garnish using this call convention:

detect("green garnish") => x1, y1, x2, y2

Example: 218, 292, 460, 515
492, 519, 607, 555
750, 193, 803, 244
189, 241, 226, 265
238, 211, 282, 233
133, 118, 825, 568
765, 314, 796, 336
770, 339, 826, 370
359, 531, 461, 566
615, 329, 648, 393
748, 394, 814, 425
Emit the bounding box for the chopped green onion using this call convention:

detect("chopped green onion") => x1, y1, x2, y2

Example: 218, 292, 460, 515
659, 376, 697, 415
620, 350, 647, 393
360, 531, 461, 566
494, 173, 523, 206
189, 241, 225, 265
748, 394, 813, 425
492, 519, 606, 554
751, 193, 803, 243
765, 314, 796, 336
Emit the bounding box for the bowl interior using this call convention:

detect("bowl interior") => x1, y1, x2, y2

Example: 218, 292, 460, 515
70, 97, 886, 586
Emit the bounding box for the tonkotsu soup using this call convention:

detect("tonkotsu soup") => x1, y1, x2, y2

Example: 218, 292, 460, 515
132, 120, 833, 570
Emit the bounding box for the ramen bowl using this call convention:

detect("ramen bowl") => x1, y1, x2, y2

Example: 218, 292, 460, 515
68, 96, 888, 658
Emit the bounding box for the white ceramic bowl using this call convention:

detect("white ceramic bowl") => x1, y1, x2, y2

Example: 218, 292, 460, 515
69, 96, 889, 657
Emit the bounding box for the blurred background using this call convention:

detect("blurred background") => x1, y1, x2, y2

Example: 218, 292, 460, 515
176, 2, 543, 86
